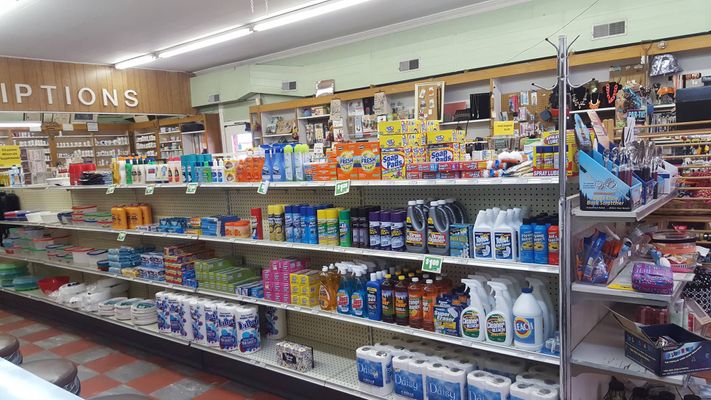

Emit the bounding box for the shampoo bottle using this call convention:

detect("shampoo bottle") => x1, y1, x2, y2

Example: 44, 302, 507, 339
485, 282, 513, 346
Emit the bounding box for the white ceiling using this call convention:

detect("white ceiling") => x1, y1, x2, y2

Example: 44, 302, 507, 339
0, 0, 502, 72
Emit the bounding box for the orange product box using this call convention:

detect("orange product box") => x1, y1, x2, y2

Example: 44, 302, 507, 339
381, 147, 406, 180
459, 161, 488, 171
355, 142, 381, 180
335, 143, 358, 180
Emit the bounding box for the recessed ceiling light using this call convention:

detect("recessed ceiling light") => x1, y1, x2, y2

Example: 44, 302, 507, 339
159, 28, 253, 59
0, 0, 22, 18
253, 0, 374, 31
115, 54, 157, 70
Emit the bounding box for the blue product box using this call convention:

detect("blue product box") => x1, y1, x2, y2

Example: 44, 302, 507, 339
449, 224, 472, 258
612, 312, 711, 376
579, 150, 643, 211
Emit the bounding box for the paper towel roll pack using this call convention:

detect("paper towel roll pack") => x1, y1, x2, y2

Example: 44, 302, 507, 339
236, 304, 260, 353
189, 298, 208, 344
217, 303, 239, 351
276, 341, 313, 372
204, 300, 222, 347
264, 306, 287, 339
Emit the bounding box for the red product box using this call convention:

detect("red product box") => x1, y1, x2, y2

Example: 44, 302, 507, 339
423, 171, 437, 179
406, 162, 438, 173
436, 162, 460, 172
406, 172, 423, 180
461, 170, 486, 178
438, 171, 461, 179
262, 269, 271, 282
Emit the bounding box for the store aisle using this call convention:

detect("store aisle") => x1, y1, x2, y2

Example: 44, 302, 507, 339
0, 308, 285, 400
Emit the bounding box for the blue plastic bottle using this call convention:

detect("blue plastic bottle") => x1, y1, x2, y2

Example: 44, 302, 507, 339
260, 144, 273, 181
351, 271, 367, 318
300, 205, 308, 243
519, 218, 535, 263
366, 272, 382, 320
285, 205, 294, 242
306, 207, 318, 245
336, 267, 352, 314
293, 205, 302, 243
273, 144, 285, 182
533, 220, 549, 264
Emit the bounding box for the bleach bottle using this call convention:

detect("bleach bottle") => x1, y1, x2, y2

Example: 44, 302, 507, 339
460, 279, 488, 341
485, 282, 513, 346
473, 210, 493, 259
526, 277, 556, 340
512, 287, 544, 351
426, 200, 450, 255
406, 200, 428, 253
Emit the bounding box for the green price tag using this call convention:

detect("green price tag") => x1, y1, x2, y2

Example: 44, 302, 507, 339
334, 180, 350, 196
117, 232, 127, 242
257, 181, 270, 195
421, 255, 443, 274
106, 184, 117, 195
145, 185, 155, 196
186, 182, 198, 194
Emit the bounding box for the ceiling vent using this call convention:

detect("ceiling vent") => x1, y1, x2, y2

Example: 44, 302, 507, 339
399, 58, 420, 72
282, 81, 297, 91
208, 94, 220, 103
592, 20, 626, 39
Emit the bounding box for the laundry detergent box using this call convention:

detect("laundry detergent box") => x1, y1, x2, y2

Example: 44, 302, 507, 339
612, 311, 711, 376
379, 134, 405, 149
335, 143, 358, 180
355, 142, 381, 180
426, 129, 465, 145
428, 144, 457, 163
381, 148, 406, 180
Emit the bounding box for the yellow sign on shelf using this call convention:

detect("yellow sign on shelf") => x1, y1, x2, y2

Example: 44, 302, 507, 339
0, 146, 21, 167
493, 121, 515, 136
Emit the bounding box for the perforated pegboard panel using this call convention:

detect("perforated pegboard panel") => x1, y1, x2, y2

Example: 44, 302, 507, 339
286, 312, 372, 352
8, 188, 73, 212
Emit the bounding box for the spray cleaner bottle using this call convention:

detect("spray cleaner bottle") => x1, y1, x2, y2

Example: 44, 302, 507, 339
336, 265, 352, 315
406, 200, 428, 253
485, 282, 513, 346
460, 279, 489, 341
526, 277, 556, 340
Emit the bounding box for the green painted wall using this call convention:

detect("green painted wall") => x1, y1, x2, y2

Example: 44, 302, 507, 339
191, 0, 711, 107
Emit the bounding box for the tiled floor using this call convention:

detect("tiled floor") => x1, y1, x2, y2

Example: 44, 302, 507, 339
0, 308, 285, 400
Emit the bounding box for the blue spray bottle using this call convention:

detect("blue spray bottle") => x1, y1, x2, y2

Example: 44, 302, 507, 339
351, 271, 367, 318
336, 265, 351, 314
366, 272, 382, 320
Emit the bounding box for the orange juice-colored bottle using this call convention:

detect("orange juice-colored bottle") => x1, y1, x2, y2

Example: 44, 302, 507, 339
408, 277, 424, 329
139, 204, 152, 225
422, 278, 438, 332
125, 206, 143, 229
111, 206, 128, 230
395, 275, 409, 326
319, 266, 336, 311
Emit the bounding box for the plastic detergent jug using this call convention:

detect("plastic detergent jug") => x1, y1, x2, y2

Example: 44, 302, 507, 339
473, 210, 493, 259
493, 210, 516, 261
441, 199, 458, 225
427, 201, 450, 255
527, 277, 555, 340
512, 287, 544, 351
446, 198, 467, 223
460, 279, 487, 341
406, 200, 428, 253
485, 282, 513, 345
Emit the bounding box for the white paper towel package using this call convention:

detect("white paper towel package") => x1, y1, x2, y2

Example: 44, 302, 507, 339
189, 298, 208, 345
217, 303, 239, 351
179, 296, 194, 340
531, 386, 559, 400
155, 292, 170, 333
425, 362, 466, 400
236, 304, 260, 353
204, 300, 222, 347
264, 306, 287, 340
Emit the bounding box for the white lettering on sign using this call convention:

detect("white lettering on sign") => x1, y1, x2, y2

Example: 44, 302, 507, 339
0, 83, 139, 108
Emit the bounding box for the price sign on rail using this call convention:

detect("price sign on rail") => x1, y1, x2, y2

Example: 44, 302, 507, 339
106, 184, 117, 195
145, 185, 155, 196
117, 232, 127, 242
421, 255, 443, 274
334, 180, 350, 196
257, 180, 270, 195
186, 183, 198, 194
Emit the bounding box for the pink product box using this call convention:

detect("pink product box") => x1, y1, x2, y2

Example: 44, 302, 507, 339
264, 291, 273, 301
274, 293, 282, 303
272, 272, 281, 282
281, 273, 291, 284
274, 282, 282, 293
262, 269, 272, 282
264, 282, 273, 292
282, 293, 291, 304
281, 284, 291, 294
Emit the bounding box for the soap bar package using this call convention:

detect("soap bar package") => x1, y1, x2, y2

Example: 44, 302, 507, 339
276, 341, 314, 372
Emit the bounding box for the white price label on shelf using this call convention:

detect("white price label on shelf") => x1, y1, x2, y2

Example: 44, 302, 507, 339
117, 232, 127, 242
186, 183, 198, 194
257, 180, 270, 195
144, 185, 155, 195
334, 180, 350, 196
106, 184, 117, 195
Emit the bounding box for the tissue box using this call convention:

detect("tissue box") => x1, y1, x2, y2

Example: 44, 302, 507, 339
276, 341, 314, 372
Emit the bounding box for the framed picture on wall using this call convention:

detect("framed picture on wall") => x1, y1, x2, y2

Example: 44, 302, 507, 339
53, 113, 71, 124
71, 113, 97, 123
414, 81, 445, 121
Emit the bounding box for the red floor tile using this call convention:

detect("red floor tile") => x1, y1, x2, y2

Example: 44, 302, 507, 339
194, 388, 247, 400
21, 327, 60, 342
52, 339, 99, 357
84, 352, 136, 373
126, 368, 184, 394
0, 319, 34, 333
0, 310, 11, 319
80, 375, 122, 398
252, 393, 285, 400
194, 371, 228, 385
18, 342, 43, 357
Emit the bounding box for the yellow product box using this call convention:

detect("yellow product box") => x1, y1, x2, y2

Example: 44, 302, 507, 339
291, 285, 301, 294
378, 119, 440, 134
290, 269, 311, 286
300, 284, 319, 296
299, 270, 320, 287
223, 159, 238, 183
355, 142, 381, 180
404, 133, 426, 147
299, 296, 319, 307
291, 295, 301, 305
378, 120, 406, 134
379, 134, 405, 149
428, 144, 457, 163
427, 130, 465, 145
381, 147, 406, 180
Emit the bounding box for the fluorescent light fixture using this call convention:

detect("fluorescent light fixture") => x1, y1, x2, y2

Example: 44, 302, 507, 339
159, 28, 253, 58
254, 0, 374, 31
0, 0, 22, 18
115, 54, 157, 70
0, 122, 41, 128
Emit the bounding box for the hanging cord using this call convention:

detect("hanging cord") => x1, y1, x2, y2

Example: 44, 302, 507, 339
504, 0, 602, 64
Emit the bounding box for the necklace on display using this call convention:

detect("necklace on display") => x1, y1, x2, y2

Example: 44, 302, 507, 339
589, 91, 600, 109
606, 83, 619, 104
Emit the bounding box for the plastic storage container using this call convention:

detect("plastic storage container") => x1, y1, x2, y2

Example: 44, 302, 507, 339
12, 276, 38, 291
86, 249, 109, 265
38, 276, 70, 294
69, 247, 94, 266
651, 231, 698, 273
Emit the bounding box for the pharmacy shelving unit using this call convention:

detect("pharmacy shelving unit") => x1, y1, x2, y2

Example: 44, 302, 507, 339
131, 120, 160, 157
1, 174, 564, 398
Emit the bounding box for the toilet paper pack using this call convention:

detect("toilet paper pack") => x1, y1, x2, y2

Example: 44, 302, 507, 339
425, 363, 466, 400
393, 355, 425, 400
356, 346, 394, 397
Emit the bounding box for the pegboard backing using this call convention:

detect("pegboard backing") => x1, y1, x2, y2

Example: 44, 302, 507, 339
286, 312, 371, 351
9, 188, 73, 211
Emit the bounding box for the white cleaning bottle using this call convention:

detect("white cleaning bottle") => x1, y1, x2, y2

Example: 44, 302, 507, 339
460, 279, 488, 341
493, 211, 515, 261
526, 278, 556, 340
485, 282, 513, 346
490, 277, 515, 308
466, 275, 494, 313
512, 287, 544, 351
473, 210, 493, 259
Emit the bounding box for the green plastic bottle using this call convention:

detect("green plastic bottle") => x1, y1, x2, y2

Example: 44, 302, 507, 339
339, 209, 352, 247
